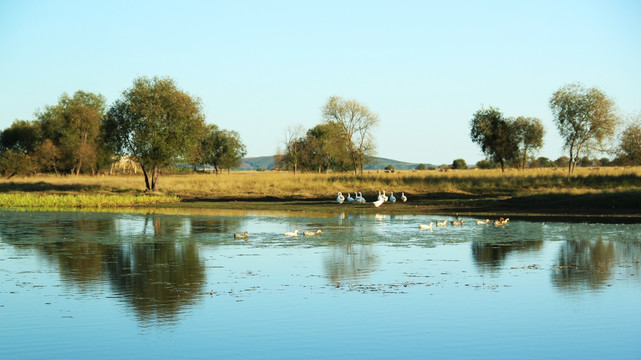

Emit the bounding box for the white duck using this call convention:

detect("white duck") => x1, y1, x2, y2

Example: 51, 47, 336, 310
303, 229, 323, 236
382, 190, 389, 202
336, 192, 345, 204
357, 192, 366, 203
418, 222, 433, 230
347, 193, 355, 204
284, 230, 300, 237
401, 192, 407, 203
389, 192, 396, 203
373, 198, 384, 208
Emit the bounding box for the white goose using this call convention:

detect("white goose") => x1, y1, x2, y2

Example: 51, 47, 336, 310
389, 192, 396, 203
401, 192, 407, 203
284, 230, 300, 237
373, 197, 384, 207
418, 222, 433, 230
358, 192, 366, 203
337, 192, 345, 204
347, 193, 355, 204
382, 190, 389, 202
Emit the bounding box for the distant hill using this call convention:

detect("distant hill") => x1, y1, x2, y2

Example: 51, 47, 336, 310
234, 156, 433, 171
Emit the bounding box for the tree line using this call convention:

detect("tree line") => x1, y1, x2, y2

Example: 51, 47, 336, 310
2, 79, 640, 188
0, 76, 247, 190
470, 82, 640, 174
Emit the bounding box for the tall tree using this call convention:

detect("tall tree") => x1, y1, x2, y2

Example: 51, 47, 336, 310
470, 106, 518, 172
549, 83, 619, 174
197, 124, 247, 173
302, 122, 351, 172
321, 96, 379, 175
102, 76, 206, 191
37, 91, 106, 174
615, 116, 641, 165
277, 125, 305, 174
0, 120, 42, 154
512, 116, 545, 170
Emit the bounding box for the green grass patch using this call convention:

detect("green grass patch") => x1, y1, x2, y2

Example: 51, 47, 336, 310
0, 193, 180, 209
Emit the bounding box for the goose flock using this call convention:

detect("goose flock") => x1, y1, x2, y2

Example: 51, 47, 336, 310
419, 217, 509, 230
235, 217, 509, 240
337, 191, 407, 207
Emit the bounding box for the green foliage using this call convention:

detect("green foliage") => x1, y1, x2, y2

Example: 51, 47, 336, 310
37, 91, 107, 174
549, 82, 619, 173
616, 120, 641, 165
555, 156, 570, 168
452, 158, 468, 169
470, 106, 518, 172
0, 120, 42, 153
475, 159, 496, 169
321, 96, 379, 175
0, 193, 179, 209
512, 116, 545, 170
102, 76, 206, 190
197, 124, 247, 173
416, 163, 426, 170
0, 149, 35, 178
384, 164, 395, 172
532, 157, 555, 168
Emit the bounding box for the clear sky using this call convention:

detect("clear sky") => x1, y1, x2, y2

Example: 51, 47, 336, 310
1, 0, 640, 165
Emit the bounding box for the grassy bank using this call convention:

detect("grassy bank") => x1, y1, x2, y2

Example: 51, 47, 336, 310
1, 167, 640, 216
0, 193, 179, 209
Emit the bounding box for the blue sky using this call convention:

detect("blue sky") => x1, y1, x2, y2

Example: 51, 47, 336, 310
1, 0, 640, 165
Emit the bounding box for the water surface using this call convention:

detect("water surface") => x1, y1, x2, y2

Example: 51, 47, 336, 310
1, 210, 640, 359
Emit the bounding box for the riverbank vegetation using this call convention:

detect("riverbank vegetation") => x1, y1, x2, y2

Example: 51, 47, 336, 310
1, 167, 640, 215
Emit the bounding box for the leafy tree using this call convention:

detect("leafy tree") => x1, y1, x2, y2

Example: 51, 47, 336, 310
197, 125, 247, 173
532, 156, 555, 168
470, 106, 518, 172
301, 122, 351, 172
321, 96, 379, 175
555, 156, 570, 168
0, 120, 42, 154
37, 91, 106, 174
102, 76, 206, 191
384, 165, 395, 172
452, 158, 468, 169
416, 163, 426, 170
615, 119, 641, 165
32, 139, 61, 174
549, 83, 619, 174
475, 159, 496, 169
512, 116, 544, 170
0, 149, 34, 178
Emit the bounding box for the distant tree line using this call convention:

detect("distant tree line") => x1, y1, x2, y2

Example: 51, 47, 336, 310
0, 76, 246, 190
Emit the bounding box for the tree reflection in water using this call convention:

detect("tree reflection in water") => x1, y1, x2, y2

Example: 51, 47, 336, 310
0, 212, 206, 326
471, 222, 544, 270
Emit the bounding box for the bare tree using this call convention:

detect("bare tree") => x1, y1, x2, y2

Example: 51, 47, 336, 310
278, 125, 306, 174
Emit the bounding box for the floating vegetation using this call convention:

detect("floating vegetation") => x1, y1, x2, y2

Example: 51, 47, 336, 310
0, 193, 180, 209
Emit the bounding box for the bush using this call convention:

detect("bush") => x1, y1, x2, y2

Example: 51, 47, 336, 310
452, 158, 468, 169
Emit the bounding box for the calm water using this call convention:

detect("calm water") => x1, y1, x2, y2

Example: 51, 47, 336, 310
0, 209, 640, 359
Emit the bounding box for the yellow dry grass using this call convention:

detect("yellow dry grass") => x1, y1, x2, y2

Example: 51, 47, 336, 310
1, 167, 640, 200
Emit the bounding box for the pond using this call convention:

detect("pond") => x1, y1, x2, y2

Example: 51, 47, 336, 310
0, 209, 640, 359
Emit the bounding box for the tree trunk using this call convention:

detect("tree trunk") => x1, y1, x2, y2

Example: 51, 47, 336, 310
141, 165, 151, 191
151, 167, 160, 191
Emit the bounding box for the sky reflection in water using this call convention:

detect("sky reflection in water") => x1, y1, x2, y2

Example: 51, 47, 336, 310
0, 210, 640, 359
